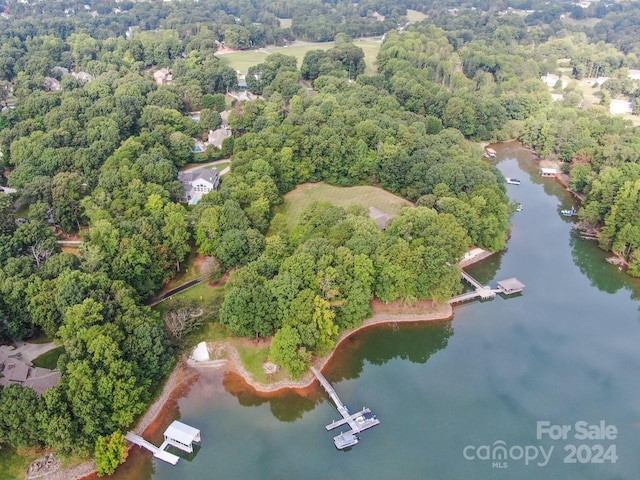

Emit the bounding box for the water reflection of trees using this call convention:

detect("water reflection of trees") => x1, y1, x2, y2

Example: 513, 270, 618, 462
222, 321, 454, 422
570, 232, 640, 301
223, 373, 321, 423
325, 321, 454, 384
464, 252, 503, 286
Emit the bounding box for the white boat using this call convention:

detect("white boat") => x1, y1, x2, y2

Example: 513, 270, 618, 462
334, 431, 358, 449
506, 178, 521, 185
561, 208, 576, 217
516, 203, 523, 212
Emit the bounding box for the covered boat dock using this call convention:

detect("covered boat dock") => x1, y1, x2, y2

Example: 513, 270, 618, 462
497, 278, 526, 295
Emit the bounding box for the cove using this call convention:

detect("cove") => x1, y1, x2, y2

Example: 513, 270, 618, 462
105, 142, 640, 480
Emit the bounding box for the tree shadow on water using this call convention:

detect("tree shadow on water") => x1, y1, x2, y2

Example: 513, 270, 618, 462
221, 320, 455, 423
570, 231, 640, 301
222, 370, 322, 423
324, 320, 454, 384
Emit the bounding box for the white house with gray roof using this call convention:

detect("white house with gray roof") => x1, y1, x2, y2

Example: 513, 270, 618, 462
179, 167, 221, 204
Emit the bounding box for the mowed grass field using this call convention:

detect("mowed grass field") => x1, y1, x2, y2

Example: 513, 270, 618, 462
277, 182, 413, 228
216, 38, 382, 75
406, 9, 428, 22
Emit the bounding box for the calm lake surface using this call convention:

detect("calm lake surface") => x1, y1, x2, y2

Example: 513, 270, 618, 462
116, 143, 640, 479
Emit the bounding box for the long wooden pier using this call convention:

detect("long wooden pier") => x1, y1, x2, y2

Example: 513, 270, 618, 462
311, 367, 380, 449
124, 432, 180, 465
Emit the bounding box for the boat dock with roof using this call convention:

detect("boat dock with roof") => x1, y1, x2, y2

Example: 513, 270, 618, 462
311, 367, 380, 449
125, 421, 201, 465
449, 269, 525, 304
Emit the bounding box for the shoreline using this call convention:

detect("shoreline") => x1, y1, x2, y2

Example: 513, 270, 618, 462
62, 251, 494, 480
193, 247, 494, 394
212, 299, 454, 393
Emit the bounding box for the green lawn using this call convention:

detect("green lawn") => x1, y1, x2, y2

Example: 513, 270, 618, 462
32, 346, 64, 369
154, 281, 214, 316
233, 343, 271, 383
232, 341, 289, 384
276, 182, 413, 228
406, 9, 428, 22
217, 38, 382, 75
0, 447, 41, 480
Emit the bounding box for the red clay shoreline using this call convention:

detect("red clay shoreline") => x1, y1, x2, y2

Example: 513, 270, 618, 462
63, 250, 494, 480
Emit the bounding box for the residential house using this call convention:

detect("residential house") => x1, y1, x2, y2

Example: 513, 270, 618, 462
207, 126, 232, 149
153, 68, 173, 86
541, 73, 567, 89
628, 69, 640, 80
610, 99, 632, 115
369, 207, 392, 230
0, 345, 61, 395
179, 168, 221, 204
71, 71, 93, 83
43, 77, 61, 91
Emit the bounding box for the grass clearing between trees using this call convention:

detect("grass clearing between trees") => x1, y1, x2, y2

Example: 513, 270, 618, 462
0, 447, 41, 480
406, 9, 428, 22
277, 182, 413, 228
217, 38, 382, 75
32, 346, 64, 369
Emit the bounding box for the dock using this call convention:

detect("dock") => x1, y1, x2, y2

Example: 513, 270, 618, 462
449, 270, 525, 304
124, 421, 201, 465
311, 367, 380, 449
124, 432, 180, 465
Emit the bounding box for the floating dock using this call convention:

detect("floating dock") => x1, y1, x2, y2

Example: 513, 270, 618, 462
311, 367, 380, 449
449, 270, 525, 304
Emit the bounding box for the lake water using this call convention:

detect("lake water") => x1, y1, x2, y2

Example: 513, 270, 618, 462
114, 143, 640, 479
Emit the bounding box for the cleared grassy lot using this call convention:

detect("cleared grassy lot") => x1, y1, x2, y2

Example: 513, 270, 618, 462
406, 9, 428, 22
217, 38, 382, 75
277, 182, 413, 228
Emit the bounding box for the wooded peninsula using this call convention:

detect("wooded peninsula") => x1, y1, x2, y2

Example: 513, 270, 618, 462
1, 0, 640, 477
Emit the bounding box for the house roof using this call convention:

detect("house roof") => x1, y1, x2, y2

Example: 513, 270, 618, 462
164, 421, 200, 445
369, 207, 392, 230
179, 168, 219, 184
208, 127, 232, 149
497, 278, 526, 291
4, 358, 30, 382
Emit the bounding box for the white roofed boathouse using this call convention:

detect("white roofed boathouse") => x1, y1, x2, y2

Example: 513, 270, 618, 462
162, 421, 201, 453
